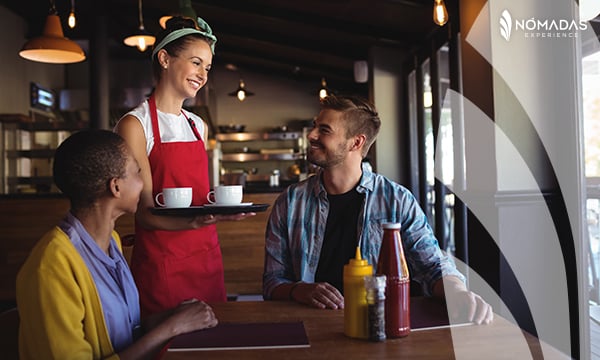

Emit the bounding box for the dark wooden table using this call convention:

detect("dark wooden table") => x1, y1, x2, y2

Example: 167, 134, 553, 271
161, 298, 566, 359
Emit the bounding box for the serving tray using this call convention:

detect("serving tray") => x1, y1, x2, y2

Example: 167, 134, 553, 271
149, 203, 269, 217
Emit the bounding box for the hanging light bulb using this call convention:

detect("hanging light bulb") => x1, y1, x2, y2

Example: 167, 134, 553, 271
433, 0, 449, 26
228, 78, 255, 102
319, 78, 329, 99
67, 0, 76, 29
124, 0, 156, 52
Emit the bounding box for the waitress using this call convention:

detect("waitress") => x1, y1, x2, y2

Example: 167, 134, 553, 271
115, 16, 252, 316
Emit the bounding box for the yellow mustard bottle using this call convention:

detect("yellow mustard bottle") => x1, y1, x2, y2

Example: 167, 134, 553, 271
343, 246, 373, 339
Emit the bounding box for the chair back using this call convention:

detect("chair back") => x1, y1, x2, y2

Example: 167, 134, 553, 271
0, 307, 20, 360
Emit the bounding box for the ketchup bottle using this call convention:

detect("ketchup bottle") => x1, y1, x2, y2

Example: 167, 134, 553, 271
376, 222, 410, 338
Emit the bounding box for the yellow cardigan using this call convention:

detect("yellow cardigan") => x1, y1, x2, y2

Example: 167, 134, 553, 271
17, 227, 122, 360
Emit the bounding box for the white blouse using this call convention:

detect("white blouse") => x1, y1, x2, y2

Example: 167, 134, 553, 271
123, 101, 206, 155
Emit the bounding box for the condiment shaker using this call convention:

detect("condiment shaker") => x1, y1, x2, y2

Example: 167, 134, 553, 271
364, 274, 386, 342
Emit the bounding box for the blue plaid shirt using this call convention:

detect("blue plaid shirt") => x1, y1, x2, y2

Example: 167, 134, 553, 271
263, 164, 465, 298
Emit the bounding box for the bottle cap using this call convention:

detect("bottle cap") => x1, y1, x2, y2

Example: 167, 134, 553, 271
364, 274, 387, 290
382, 222, 401, 230
344, 247, 373, 276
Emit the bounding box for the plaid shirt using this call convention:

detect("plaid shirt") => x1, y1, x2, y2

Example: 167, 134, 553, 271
263, 163, 465, 298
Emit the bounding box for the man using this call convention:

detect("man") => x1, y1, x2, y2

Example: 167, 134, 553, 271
263, 95, 492, 325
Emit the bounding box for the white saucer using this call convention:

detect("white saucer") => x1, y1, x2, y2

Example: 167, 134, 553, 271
204, 202, 253, 207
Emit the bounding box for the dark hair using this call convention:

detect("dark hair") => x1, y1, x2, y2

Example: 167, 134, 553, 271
320, 94, 381, 156
53, 130, 128, 210
152, 16, 214, 81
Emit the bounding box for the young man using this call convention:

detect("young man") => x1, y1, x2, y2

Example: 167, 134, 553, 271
263, 95, 492, 325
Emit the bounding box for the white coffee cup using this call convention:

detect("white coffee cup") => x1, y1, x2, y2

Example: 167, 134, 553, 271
155, 187, 193, 208
206, 185, 243, 205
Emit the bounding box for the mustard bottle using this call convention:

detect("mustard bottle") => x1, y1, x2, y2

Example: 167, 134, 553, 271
343, 246, 373, 339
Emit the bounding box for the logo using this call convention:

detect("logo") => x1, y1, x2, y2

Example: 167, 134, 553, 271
500, 10, 512, 41
499, 9, 588, 41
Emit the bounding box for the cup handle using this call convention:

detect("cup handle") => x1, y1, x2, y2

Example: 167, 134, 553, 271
155, 192, 165, 207
206, 190, 216, 204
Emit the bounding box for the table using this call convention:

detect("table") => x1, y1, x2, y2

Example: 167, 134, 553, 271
162, 298, 566, 360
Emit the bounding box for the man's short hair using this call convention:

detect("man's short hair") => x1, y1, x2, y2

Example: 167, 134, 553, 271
320, 94, 381, 157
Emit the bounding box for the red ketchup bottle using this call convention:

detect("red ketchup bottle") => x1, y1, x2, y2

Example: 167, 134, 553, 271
376, 222, 410, 338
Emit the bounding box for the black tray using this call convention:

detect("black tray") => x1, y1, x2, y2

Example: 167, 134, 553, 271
149, 203, 270, 217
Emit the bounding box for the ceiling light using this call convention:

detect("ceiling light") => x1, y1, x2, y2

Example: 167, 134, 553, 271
68, 0, 76, 29
433, 0, 449, 26
19, 0, 85, 64
124, 0, 155, 52
228, 78, 254, 102
159, 0, 198, 29
319, 78, 331, 100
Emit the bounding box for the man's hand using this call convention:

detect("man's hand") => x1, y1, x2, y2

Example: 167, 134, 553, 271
433, 276, 493, 325
290, 282, 345, 310
448, 289, 493, 325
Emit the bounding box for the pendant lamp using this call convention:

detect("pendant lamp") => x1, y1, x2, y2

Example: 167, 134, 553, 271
228, 78, 255, 102
19, 0, 85, 64
124, 0, 155, 52
159, 0, 198, 29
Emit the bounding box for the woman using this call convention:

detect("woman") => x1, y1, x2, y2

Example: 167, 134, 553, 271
16, 130, 218, 359
115, 16, 252, 316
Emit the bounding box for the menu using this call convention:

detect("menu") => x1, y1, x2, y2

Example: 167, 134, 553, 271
411, 297, 473, 331
167, 321, 310, 351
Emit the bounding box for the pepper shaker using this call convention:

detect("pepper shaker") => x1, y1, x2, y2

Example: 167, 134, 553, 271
364, 274, 387, 342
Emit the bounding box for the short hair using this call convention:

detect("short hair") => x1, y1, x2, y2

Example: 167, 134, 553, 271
53, 130, 128, 210
152, 16, 214, 81
320, 94, 381, 157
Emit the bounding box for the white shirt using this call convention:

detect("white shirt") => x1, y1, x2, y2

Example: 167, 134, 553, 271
123, 100, 206, 155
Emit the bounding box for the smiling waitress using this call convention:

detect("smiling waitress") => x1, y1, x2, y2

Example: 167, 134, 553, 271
115, 16, 253, 316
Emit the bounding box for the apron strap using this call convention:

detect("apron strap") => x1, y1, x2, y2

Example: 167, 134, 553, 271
148, 94, 162, 148
181, 110, 202, 140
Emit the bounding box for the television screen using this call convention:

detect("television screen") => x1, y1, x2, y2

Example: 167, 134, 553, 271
30, 82, 56, 112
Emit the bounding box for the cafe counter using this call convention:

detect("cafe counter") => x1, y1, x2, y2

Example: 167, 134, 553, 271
0, 191, 280, 302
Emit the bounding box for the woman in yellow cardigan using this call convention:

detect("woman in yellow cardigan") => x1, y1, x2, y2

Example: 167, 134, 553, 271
16, 130, 218, 359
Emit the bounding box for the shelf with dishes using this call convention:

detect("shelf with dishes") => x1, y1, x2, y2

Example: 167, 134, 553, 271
221, 152, 304, 162
215, 131, 303, 142
215, 131, 306, 163
0, 113, 87, 194
210, 130, 308, 188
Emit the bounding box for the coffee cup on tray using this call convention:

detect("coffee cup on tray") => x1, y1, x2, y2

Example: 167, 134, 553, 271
155, 187, 193, 208
206, 185, 243, 205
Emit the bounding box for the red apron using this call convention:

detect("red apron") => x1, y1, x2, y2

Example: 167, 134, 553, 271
131, 95, 226, 316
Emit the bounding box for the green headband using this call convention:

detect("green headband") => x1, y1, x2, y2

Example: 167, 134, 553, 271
152, 17, 217, 58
